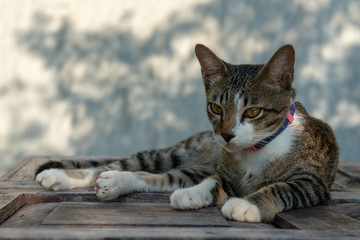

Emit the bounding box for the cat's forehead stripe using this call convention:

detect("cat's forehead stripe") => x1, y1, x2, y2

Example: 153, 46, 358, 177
212, 94, 218, 102
234, 93, 244, 111
244, 97, 248, 107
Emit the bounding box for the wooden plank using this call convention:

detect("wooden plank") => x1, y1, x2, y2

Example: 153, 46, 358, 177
1, 202, 58, 227
227, 221, 277, 229
338, 162, 360, 178
274, 205, 360, 232
0, 181, 42, 193
331, 191, 360, 204
42, 202, 229, 227
0, 193, 24, 224
21, 191, 98, 205
330, 203, 360, 221
22, 191, 170, 204
0, 157, 33, 181
335, 162, 360, 190
0, 156, 50, 182
0, 181, 41, 189
0, 227, 359, 240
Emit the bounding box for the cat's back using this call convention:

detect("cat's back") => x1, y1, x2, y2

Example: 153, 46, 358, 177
292, 102, 339, 187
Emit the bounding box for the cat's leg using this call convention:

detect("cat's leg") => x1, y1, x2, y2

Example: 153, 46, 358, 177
170, 175, 260, 222
36, 168, 99, 191
35, 131, 220, 191
222, 175, 329, 222
95, 166, 215, 201
170, 174, 228, 210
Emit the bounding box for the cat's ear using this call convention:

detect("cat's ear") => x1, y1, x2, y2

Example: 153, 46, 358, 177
195, 44, 228, 84
259, 44, 295, 90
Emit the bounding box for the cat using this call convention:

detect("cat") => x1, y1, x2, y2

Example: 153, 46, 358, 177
35, 44, 338, 223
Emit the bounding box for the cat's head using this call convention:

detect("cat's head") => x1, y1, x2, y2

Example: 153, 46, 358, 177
195, 44, 296, 152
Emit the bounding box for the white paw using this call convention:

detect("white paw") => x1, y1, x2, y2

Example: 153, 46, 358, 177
170, 186, 213, 210
95, 171, 144, 201
36, 169, 70, 191
221, 198, 261, 222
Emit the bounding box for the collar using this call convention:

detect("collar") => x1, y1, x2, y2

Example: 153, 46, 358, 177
244, 102, 296, 151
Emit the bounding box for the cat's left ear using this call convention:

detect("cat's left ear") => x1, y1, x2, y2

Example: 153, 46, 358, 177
259, 44, 295, 90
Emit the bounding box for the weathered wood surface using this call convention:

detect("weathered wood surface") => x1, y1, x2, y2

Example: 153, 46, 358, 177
0, 193, 23, 224
1, 227, 359, 240
275, 206, 360, 232
329, 203, 360, 221
43, 202, 229, 226
1, 202, 58, 227
0, 156, 360, 239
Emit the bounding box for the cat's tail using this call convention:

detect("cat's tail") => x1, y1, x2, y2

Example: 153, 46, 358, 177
34, 158, 125, 176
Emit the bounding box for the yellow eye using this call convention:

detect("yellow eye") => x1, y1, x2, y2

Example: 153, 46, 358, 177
245, 107, 261, 118
210, 103, 223, 115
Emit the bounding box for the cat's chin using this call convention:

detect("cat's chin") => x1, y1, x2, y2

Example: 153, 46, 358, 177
222, 144, 246, 153
224, 146, 243, 153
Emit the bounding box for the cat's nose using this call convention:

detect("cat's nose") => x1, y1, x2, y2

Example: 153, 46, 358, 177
221, 133, 235, 143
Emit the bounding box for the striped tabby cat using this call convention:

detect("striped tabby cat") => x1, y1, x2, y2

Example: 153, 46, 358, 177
36, 44, 338, 222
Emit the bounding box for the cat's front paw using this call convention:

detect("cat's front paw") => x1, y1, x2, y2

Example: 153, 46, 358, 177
36, 169, 70, 191
170, 186, 213, 210
221, 198, 261, 222
95, 171, 144, 201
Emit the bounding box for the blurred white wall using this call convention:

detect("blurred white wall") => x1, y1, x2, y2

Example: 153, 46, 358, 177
1, 0, 360, 176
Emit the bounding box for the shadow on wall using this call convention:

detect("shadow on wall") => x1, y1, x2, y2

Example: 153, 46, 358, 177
13, 6, 212, 159
5, 0, 360, 168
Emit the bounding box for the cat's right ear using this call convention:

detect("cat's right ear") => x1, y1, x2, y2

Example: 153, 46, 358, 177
195, 44, 228, 85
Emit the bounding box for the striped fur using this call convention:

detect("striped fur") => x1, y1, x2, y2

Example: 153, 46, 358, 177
36, 44, 338, 223
36, 131, 221, 192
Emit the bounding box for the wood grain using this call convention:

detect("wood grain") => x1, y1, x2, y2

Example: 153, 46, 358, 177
1, 157, 360, 239
0, 193, 24, 224
0, 227, 359, 240
0, 156, 49, 182
42, 202, 229, 227
331, 191, 360, 204
329, 203, 360, 221
335, 162, 360, 190
274, 205, 360, 232
1, 202, 58, 227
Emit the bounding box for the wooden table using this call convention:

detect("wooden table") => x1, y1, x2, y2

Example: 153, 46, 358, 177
1, 156, 360, 239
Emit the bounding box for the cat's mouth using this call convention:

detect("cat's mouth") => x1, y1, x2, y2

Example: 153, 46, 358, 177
215, 133, 261, 152
224, 144, 244, 153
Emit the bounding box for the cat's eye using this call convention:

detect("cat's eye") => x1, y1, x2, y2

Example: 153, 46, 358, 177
245, 107, 261, 118
209, 103, 223, 115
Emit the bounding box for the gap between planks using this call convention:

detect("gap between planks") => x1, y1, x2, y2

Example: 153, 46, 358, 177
0, 227, 359, 240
